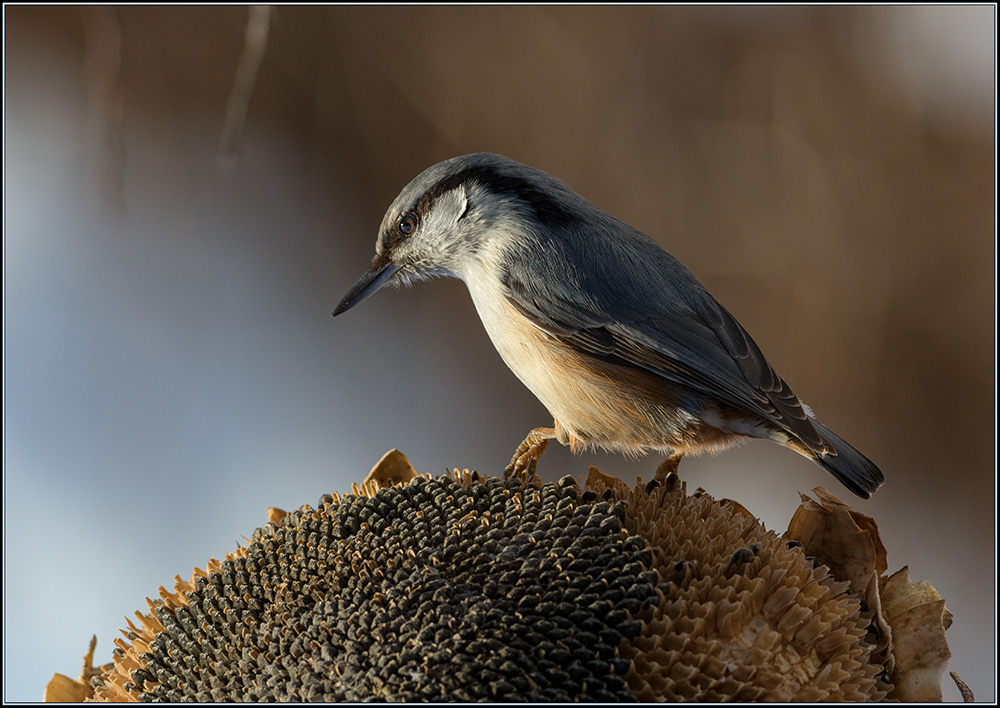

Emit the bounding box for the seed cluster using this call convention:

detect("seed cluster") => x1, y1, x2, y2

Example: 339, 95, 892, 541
588, 474, 891, 702
97, 474, 660, 702
93, 468, 893, 703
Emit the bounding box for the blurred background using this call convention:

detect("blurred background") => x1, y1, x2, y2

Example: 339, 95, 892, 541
4, 6, 994, 701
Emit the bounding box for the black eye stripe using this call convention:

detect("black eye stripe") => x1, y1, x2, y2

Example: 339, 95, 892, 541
414, 164, 581, 228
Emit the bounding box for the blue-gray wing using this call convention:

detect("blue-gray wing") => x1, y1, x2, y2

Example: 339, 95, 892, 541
499, 224, 830, 453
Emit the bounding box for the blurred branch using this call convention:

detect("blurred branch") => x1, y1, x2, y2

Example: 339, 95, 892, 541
219, 6, 272, 165
82, 6, 124, 212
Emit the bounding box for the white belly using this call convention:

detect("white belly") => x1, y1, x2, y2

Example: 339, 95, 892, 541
458, 259, 758, 456
463, 270, 570, 418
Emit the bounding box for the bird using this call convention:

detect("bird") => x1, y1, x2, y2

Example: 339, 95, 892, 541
333, 153, 884, 499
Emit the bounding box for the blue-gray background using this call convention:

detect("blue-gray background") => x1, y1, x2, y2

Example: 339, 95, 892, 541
4, 6, 994, 701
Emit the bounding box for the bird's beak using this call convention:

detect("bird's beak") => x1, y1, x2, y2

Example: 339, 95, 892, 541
332, 260, 402, 316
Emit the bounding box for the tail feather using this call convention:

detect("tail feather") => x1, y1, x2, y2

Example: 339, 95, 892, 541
808, 422, 884, 499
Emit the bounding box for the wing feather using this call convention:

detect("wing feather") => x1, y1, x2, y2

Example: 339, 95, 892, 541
500, 224, 830, 453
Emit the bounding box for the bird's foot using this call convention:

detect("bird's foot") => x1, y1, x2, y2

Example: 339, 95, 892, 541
504, 427, 556, 483
653, 451, 684, 490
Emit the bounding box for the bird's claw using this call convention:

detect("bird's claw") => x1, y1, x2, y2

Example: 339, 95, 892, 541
504, 426, 556, 483
653, 451, 684, 488
505, 439, 548, 482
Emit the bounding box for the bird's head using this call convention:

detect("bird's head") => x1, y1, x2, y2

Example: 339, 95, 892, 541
333, 152, 584, 316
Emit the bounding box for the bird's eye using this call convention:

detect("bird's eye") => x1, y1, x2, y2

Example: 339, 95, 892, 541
398, 212, 418, 236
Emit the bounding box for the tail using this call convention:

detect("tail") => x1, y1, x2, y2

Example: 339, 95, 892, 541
807, 422, 885, 499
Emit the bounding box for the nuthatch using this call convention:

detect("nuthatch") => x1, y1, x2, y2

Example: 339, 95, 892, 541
334, 153, 884, 499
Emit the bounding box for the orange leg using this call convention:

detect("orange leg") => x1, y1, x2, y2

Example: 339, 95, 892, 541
653, 450, 684, 484
505, 426, 557, 481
